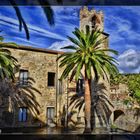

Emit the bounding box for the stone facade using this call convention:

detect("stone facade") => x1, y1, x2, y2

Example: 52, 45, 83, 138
0, 46, 68, 128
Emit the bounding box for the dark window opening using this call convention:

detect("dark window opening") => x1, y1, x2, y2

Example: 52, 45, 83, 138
19, 70, 28, 85
91, 16, 96, 29
18, 107, 28, 122
76, 79, 84, 93
48, 72, 55, 87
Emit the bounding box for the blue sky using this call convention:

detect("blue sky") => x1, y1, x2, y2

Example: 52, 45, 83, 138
0, 6, 140, 73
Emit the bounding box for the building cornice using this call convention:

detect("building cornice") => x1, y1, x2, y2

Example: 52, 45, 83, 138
0, 42, 64, 55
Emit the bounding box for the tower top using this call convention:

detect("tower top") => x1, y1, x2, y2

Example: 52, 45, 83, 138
80, 6, 104, 31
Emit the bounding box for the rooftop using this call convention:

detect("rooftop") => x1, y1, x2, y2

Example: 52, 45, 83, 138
0, 42, 64, 55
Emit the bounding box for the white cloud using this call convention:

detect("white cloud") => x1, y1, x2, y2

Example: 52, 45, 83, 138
118, 49, 140, 73
48, 40, 74, 52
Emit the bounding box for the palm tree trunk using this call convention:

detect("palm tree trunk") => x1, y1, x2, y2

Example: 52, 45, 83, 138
84, 78, 91, 133
91, 80, 96, 131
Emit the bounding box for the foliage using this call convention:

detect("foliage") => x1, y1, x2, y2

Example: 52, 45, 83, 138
110, 123, 118, 132
111, 73, 140, 109
110, 123, 117, 129
123, 98, 131, 106
111, 73, 140, 95
134, 90, 140, 100
0, 42, 18, 80
0, 36, 4, 42
0, 42, 18, 48
57, 26, 119, 82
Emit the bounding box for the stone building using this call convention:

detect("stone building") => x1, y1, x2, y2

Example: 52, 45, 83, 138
0, 45, 67, 127
0, 7, 112, 128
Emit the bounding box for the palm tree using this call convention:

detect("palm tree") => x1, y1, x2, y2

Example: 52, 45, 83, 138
0, 39, 18, 80
57, 25, 118, 133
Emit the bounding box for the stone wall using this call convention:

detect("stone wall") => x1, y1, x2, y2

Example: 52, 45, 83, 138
115, 109, 140, 132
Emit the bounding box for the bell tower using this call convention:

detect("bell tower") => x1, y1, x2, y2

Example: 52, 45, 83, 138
80, 6, 109, 49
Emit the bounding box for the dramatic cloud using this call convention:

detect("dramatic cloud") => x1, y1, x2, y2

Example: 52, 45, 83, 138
48, 40, 74, 52
118, 49, 140, 73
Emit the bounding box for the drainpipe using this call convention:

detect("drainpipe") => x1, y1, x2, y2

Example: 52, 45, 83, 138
55, 54, 59, 127
66, 77, 69, 130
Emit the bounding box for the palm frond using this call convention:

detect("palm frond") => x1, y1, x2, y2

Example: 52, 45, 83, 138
9, 0, 30, 40
61, 45, 77, 50
38, 0, 55, 25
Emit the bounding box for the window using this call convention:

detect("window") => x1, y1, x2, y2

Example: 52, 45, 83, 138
47, 107, 55, 119
47, 107, 55, 124
48, 72, 55, 87
91, 16, 96, 28
18, 107, 28, 122
19, 70, 28, 85
76, 78, 84, 93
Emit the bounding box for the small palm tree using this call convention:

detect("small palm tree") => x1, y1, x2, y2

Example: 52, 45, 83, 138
0, 40, 18, 80
57, 25, 118, 133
